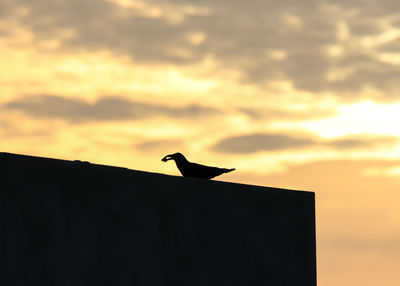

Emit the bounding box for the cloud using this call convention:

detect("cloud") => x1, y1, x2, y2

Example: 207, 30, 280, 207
135, 139, 184, 152
238, 107, 336, 121
328, 137, 397, 149
4, 0, 400, 99
212, 132, 398, 153
2, 95, 220, 122
212, 133, 316, 153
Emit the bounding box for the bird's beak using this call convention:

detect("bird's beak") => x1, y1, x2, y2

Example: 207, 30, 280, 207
161, 154, 173, 162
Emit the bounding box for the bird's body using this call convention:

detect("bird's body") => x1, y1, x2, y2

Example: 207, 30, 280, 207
162, 152, 235, 179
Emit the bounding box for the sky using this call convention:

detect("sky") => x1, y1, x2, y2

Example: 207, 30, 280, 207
1, 0, 400, 284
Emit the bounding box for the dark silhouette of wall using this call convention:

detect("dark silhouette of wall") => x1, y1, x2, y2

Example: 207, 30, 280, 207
0, 152, 316, 286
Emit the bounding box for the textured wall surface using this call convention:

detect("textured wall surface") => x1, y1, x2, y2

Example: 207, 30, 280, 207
0, 152, 316, 286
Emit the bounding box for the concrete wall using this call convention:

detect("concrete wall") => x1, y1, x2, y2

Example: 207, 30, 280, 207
0, 152, 316, 285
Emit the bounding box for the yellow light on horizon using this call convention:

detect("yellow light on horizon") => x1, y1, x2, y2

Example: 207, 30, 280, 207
299, 101, 400, 138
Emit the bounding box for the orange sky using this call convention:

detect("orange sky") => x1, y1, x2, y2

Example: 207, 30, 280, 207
1, 0, 400, 284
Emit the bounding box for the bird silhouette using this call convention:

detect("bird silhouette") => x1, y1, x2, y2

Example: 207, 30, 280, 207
162, 152, 235, 179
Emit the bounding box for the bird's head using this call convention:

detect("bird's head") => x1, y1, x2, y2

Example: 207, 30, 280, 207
161, 152, 186, 162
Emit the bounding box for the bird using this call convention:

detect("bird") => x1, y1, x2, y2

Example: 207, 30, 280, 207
161, 152, 235, 179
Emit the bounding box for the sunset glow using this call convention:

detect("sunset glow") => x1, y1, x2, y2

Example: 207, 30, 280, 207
1, 0, 400, 284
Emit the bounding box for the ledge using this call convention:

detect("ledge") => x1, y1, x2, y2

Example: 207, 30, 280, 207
0, 152, 316, 285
